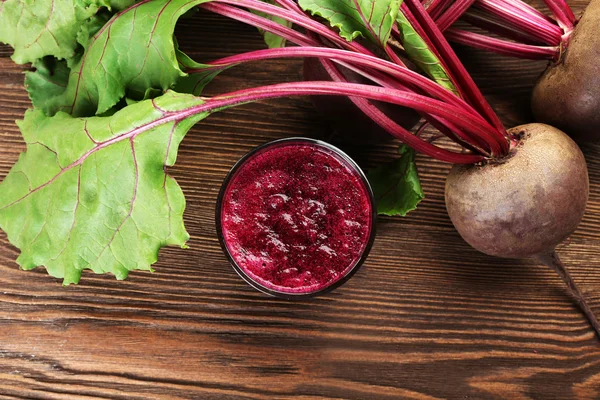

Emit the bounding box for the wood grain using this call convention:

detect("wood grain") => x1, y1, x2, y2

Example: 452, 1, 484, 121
1, 3, 600, 399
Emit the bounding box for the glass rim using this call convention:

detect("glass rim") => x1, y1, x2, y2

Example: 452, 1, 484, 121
215, 137, 377, 300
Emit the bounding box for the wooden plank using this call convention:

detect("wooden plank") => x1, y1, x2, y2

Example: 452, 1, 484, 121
0, 3, 599, 399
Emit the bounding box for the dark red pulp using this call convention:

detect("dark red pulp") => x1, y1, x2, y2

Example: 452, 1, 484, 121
219, 139, 374, 295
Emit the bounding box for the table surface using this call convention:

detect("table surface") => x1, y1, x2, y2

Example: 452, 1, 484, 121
1, 2, 600, 399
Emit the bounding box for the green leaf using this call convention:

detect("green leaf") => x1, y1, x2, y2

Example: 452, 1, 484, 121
24, 5, 124, 106
0, 0, 137, 64
261, 17, 292, 48
105, 0, 139, 10
34, 0, 209, 117
76, 7, 115, 49
251, 1, 293, 48
367, 145, 424, 216
173, 43, 230, 96
25, 57, 70, 109
396, 11, 457, 94
0, 91, 208, 284
298, 0, 400, 46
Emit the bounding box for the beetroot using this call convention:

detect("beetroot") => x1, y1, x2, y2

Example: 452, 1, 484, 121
445, 123, 588, 258
303, 58, 421, 144
446, 123, 598, 333
531, 0, 600, 142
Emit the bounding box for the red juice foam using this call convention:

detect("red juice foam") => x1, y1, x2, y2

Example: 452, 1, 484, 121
219, 139, 374, 296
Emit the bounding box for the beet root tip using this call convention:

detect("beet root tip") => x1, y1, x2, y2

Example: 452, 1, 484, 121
537, 252, 600, 339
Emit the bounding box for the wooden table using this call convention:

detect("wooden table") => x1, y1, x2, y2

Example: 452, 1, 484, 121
1, 3, 600, 398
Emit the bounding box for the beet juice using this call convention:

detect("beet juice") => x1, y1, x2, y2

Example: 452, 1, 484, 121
217, 138, 376, 298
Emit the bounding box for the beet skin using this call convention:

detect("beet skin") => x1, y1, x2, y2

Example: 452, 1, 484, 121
445, 123, 588, 258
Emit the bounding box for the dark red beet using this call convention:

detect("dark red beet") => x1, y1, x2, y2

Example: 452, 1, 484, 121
304, 58, 421, 145
446, 123, 600, 336
531, 0, 600, 142
445, 123, 588, 259
219, 140, 374, 295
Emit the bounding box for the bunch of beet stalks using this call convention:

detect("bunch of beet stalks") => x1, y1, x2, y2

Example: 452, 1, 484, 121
191, 0, 600, 338
431, 0, 600, 141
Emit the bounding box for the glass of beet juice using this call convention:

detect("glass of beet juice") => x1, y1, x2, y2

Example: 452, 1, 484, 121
216, 138, 376, 299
